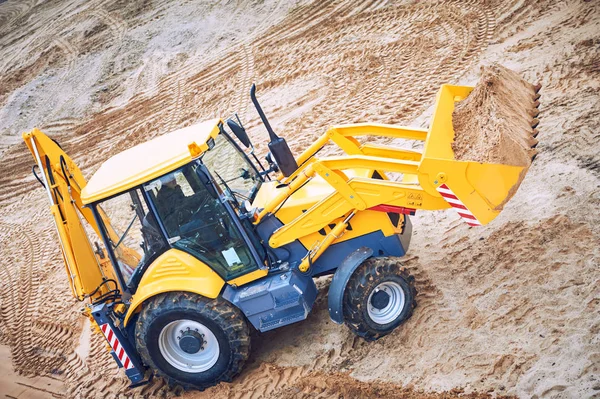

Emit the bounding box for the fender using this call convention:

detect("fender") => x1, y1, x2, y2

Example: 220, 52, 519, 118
327, 246, 373, 324
123, 249, 225, 326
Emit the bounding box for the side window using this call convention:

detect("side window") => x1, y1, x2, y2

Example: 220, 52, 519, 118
147, 163, 261, 280
148, 170, 204, 237
97, 189, 167, 285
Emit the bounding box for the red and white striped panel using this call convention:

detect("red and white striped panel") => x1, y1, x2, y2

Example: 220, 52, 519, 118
436, 184, 482, 227
100, 323, 134, 369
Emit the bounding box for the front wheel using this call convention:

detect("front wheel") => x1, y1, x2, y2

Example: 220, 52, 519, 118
343, 257, 417, 341
135, 292, 250, 390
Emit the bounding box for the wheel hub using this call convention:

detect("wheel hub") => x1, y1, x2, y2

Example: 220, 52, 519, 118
158, 319, 220, 373
367, 281, 406, 325
370, 289, 390, 310
178, 329, 205, 354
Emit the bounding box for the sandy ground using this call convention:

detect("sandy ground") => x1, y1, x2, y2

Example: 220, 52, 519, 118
0, 0, 599, 398
0, 345, 64, 398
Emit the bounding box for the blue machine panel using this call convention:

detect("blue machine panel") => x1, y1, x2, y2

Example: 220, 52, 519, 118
223, 269, 317, 332
311, 216, 412, 276
90, 303, 147, 386
232, 213, 413, 332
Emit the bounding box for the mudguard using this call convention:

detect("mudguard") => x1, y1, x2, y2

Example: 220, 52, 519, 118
123, 249, 225, 326
327, 246, 373, 324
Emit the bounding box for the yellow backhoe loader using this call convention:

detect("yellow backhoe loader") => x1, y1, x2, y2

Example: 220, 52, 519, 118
23, 82, 539, 390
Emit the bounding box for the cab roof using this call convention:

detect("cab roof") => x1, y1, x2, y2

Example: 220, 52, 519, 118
81, 119, 221, 204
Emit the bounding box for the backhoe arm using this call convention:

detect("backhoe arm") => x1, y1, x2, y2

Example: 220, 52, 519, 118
23, 129, 116, 301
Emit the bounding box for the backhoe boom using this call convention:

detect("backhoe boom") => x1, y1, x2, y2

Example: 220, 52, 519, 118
23, 129, 117, 301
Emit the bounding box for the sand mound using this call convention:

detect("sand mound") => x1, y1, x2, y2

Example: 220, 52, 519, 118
452, 64, 541, 166
191, 363, 517, 399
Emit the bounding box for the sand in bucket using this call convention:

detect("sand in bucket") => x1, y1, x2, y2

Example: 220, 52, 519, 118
452, 63, 541, 168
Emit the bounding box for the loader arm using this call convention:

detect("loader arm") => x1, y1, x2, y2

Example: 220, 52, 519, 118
257, 84, 533, 263
23, 129, 119, 301
260, 151, 450, 249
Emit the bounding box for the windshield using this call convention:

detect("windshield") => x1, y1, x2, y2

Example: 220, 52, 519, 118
201, 131, 261, 202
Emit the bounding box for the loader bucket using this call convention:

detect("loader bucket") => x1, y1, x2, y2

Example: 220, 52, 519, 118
418, 69, 540, 226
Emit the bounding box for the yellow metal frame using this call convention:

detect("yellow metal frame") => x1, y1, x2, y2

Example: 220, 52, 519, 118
254, 84, 529, 271
23, 129, 117, 300
256, 124, 449, 248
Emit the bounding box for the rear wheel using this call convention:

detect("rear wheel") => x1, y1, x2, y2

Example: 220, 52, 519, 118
135, 292, 250, 390
343, 257, 416, 341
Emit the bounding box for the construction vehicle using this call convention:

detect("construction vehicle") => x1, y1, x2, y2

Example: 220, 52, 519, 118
23, 83, 537, 390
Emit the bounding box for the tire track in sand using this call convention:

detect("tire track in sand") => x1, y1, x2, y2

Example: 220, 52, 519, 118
0, 217, 78, 380
0, 0, 554, 397
0, 222, 39, 375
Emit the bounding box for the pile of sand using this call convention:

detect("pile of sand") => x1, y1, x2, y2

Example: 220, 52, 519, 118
189, 363, 518, 399
452, 64, 541, 167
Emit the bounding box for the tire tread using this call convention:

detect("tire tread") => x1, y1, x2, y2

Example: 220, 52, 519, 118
135, 292, 250, 391
343, 257, 417, 341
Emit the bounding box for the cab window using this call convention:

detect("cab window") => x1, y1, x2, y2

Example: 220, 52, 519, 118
201, 131, 261, 201
146, 163, 261, 280
95, 188, 168, 286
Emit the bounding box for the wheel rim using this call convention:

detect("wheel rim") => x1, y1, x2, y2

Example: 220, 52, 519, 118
367, 281, 406, 325
158, 319, 220, 373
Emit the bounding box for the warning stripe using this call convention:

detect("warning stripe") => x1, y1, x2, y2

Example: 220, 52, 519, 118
436, 184, 482, 227
100, 323, 134, 369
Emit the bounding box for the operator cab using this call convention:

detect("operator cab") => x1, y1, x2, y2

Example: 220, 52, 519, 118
84, 121, 267, 294
144, 160, 265, 282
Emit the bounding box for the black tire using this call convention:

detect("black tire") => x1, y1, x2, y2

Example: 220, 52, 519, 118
135, 292, 250, 390
343, 257, 417, 341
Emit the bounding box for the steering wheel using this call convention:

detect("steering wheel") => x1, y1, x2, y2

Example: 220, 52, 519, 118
176, 194, 212, 227
192, 194, 212, 216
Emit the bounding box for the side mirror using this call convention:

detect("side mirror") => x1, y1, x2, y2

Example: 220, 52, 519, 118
196, 164, 219, 199
226, 119, 251, 148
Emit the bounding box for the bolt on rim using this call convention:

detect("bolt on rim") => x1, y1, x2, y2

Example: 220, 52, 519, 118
158, 319, 219, 373
367, 281, 406, 325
